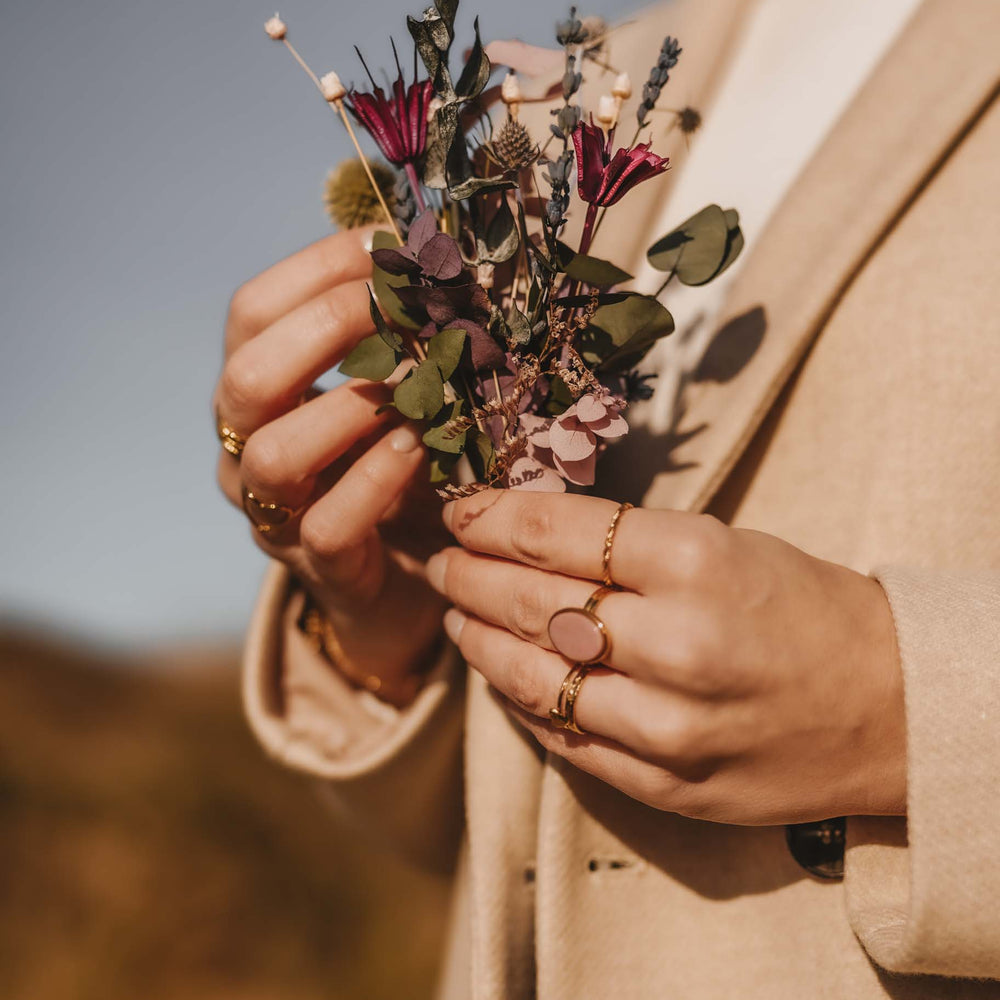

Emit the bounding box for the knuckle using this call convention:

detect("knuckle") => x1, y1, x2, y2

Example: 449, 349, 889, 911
220, 350, 268, 416
635, 709, 703, 764
509, 504, 556, 566
226, 283, 263, 344
299, 512, 342, 561
508, 584, 550, 641
672, 515, 730, 583
240, 432, 290, 491
504, 655, 544, 715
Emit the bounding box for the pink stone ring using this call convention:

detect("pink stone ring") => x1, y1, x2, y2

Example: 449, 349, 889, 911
548, 585, 616, 665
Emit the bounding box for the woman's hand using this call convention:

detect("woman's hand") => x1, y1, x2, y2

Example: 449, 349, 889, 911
426, 489, 906, 824
214, 227, 447, 704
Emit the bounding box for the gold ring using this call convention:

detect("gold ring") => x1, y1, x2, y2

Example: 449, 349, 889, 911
548, 585, 615, 665
549, 663, 591, 735
217, 410, 247, 458
241, 486, 301, 535
601, 502, 633, 587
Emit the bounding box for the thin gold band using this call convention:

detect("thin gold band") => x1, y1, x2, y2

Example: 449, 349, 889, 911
549, 663, 591, 735
601, 502, 634, 587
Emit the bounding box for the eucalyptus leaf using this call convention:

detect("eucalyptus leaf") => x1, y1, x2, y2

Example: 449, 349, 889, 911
456, 18, 491, 99
394, 359, 445, 419
556, 242, 633, 287
448, 175, 516, 202
339, 333, 400, 381
418, 233, 464, 280
585, 293, 675, 372
422, 400, 468, 454
467, 430, 494, 481
646, 204, 729, 285
507, 305, 531, 345
478, 196, 519, 264
372, 230, 421, 330
368, 285, 403, 351
715, 208, 745, 280
429, 449, 462, 483
426, 327, 467, 380
406, 17, 442, 84
424, 103, 459, 190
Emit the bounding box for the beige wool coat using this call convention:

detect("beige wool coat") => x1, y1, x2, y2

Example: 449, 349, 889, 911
242, 0, 1000, 996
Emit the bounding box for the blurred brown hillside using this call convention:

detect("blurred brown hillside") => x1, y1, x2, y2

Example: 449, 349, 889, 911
0, 626, 450, 1000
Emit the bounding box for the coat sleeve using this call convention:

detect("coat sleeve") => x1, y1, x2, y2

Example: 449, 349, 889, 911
844, 566, 1000, 979
241, 560, 466, 874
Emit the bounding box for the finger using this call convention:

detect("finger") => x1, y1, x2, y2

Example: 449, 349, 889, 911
444, 609, 709, 766
496, 696, 701, 816
225, 226, 377, 355
239, 380, 396, 513
298, 423, 428, 581
215, 278, 385, 437
442, 488, 666, 592
426, 547, 650, 674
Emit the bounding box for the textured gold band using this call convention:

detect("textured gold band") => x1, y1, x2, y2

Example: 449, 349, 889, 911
216, 410, 247, 458
241, 486, 301, 535
549, 663, 591, 735
601, 502, 634, 587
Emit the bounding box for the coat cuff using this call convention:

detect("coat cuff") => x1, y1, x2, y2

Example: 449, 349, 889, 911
242, 560, 466, 871
845, 566, 1000, 979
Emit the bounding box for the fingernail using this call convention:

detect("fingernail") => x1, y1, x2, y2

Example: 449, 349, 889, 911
425, 551, 448, 594
390, 423, 424, 453
443, 607, 467, 644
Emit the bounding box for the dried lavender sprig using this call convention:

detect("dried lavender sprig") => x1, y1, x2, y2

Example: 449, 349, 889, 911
636, 36, 682, 129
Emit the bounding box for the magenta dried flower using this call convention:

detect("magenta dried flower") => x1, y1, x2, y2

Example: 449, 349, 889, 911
347, 52, 434, 167
573, 121, 670, 210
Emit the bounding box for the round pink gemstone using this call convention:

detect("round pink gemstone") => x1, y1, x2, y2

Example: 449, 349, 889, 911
548, 608, 608, 664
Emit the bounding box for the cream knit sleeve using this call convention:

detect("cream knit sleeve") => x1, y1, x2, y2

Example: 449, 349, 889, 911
241, 560, 466, 874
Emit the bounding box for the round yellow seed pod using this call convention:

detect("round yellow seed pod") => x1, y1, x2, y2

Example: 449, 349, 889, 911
323, 159, 398, 230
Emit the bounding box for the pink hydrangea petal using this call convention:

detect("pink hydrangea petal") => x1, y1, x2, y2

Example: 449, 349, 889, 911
589, 411, 629, 439
552, 449, 597, 487
549, 416, 597, 461
575, 393, 607, 423
508, 456, 567, 492
519, 413, 553, 449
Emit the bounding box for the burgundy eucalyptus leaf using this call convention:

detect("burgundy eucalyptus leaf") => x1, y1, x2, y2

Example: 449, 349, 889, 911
407, 210, 439, 253
418, 232, 465, 281
371, 247, 420, 276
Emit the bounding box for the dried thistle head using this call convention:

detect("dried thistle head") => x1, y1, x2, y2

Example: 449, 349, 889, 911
491, 117, 538, 172
323, 158, 398, 230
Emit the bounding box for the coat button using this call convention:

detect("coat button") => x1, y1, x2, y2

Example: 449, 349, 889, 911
785, 818, 846, 880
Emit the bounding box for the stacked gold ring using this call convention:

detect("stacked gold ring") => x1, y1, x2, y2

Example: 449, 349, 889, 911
216, 410, 247, 458
549, 664, 591, 735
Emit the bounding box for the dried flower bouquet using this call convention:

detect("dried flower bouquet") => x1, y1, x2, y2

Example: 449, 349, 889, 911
265, 4, 743, 498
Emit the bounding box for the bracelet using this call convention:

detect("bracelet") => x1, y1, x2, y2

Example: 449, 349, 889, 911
297, 595, 435, 707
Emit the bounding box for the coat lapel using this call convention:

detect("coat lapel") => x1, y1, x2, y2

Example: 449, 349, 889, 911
634, 0, 1000, 514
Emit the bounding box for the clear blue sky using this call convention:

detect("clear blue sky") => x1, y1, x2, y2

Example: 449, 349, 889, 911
0, 0, 645, 647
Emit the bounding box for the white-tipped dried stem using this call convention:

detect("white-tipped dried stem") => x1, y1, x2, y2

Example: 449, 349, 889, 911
319, 71, 347, 103
264, 13, 287, 40
501, 71, 522, 119
597, 94, 619, 129
612, 71, 632, 100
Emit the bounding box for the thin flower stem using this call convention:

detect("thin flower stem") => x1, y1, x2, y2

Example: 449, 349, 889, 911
280, 38, 403, 245
404, 162, 428, 214
654, 267, 678, 298
578, 201, 600, 256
